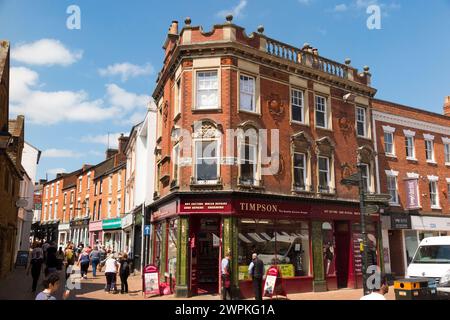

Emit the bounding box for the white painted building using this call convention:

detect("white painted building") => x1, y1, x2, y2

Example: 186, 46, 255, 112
16, 142, 41, 256
123, 102, 157, 271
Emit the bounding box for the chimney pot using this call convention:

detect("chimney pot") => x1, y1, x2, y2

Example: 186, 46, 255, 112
169, 21, 179, 35
257, 25, 265, 34
184, 17, 192, 26
226, 14, 233, 23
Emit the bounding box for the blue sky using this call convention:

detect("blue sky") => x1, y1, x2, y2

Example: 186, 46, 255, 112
1, 0, 449, 181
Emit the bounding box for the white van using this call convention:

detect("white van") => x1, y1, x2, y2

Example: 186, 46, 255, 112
406, 236, 450, 296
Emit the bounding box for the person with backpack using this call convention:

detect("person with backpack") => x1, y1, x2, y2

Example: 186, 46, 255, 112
27, 242, 44, 293
78, 249, 90, 279
119, 253, 130, 294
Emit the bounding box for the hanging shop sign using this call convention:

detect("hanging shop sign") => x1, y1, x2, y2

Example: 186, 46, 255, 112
405, 179, 420, 210
143, 265, 160, 297
70, 218, 90, 228
122, 214, 133, 229
391, 214, 412, 230
102, 218, 122, 230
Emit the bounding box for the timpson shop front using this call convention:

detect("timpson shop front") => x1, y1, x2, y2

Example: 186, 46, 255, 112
150, 194, 382, 298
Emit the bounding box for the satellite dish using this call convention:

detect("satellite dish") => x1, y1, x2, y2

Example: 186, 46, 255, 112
16, 199, 29, 208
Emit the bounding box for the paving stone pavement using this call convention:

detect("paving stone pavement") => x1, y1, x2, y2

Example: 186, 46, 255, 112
0, 266, 396, 300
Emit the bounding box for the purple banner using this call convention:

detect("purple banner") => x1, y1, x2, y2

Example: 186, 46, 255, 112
405, 179, 419, 209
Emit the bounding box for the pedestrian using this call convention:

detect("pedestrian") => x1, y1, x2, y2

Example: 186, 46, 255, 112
42, 241, 50, 262
99, 245, 107, 261
89, 246, 101, 277
78, 249, 90, 279
221, 252, 232, 300
56, 247, 65, 271
119, 253, 130, 294
35, 273, 70, 301
103, 254, 120, 294
27, 242, 44, 293
45, 242, 58, 277
250, 253, 264, 300
360, 274, 390, 300
64, 244, 76, 280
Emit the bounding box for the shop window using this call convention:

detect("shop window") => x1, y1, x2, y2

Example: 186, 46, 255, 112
237, 219, 311, 280
168, 219, 178, 283
153, 223, 164, 270
196, 70, 218, 109
322, 222, 336, 277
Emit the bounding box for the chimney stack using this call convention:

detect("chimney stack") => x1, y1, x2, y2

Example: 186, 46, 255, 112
169, 21, 179, 35
118, 134, 129, 155
444, 96, 450, 117
106, 149, 118, 160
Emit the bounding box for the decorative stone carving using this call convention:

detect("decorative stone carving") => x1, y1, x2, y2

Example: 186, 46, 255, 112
163, 101, 169, 125
267, 94, 286, 124
338, 113, 353, 134
291, 131, 314, 153
192, 121, 222, 139
315, 136, 336, 156
357, 145, 375, 164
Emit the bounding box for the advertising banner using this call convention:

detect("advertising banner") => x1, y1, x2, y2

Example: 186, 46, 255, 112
405, 179, 420, 210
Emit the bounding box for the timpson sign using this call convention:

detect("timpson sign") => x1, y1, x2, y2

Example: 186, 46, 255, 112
175, 199, 372, 220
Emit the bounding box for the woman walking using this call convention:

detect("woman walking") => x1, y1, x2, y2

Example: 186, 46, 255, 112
103, 254, 120, 294
119, 253, 130, 294
78, 249, 90, 279
64, 244, 76, 280
27, 242, 44, 293
89, 246, 101, 277
56, 247, 65, 271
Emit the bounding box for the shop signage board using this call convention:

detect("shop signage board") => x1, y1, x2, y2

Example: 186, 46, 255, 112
405, 179, 420, 210
70, 218, 90, 228
102, 218, 122, 230
364, 194, 392, 204
391, 214, 411, 230
142, 265, 160, 297
179, 200, 233, 214
121, 214, 133, 229
263, 266, 287, 299
15, 251, 29, 268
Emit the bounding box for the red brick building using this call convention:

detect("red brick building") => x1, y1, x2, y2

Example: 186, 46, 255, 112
149, 18, 381, 298
373, 97, 450, 278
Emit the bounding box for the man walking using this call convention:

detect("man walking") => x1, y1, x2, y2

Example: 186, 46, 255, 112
221, 252, 232, 300
250, 253, 264, 300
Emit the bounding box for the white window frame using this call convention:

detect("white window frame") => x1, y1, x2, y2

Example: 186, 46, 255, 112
173, 143, 180, 184
193, 139, 220, 184
382, 126, 396, 156
360, 163, 371, 192
315, 95, 328, 129
425, 139, 435, 163
175, 78, 182, 117
107, 199, 112, 218
405, 135, 416, 160
239, 74, 256, 113
51, 184, 54, 198
56, 182, 60, 197
428, 178, 439, 209
356, 106, 367, 137
318, 156, 331, 193
109, 175, 113, 194
117, 171, 122, 191
87, 172, 91, 190
385, 170, 399, 205
293, 152, 307, 191
78, 177, 82, 193
195, 70, 219, 110
117, 197, 122, 217
444, 143, 450, 165
291, 88, 305, 124
238, 137, 260, 186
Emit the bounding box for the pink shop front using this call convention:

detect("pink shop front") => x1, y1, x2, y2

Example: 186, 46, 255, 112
89, 221, 103, 247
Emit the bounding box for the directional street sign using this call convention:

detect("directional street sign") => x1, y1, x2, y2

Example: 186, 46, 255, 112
364, 193, 392, 203
341, 173, 361, 186
362, 205, 380, 215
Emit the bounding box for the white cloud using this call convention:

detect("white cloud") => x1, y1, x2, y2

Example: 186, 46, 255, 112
42, 149, 81, 158
12, 39, 83, 66
217, 0, 248, 19
334, 4, 348, 12
47, 168, 67, 175
9, 67, 150, 125
99, 62, 154, 82
81, 133, 123, 148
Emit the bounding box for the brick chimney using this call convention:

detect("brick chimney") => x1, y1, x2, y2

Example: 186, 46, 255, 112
118, 134, 129, 155
169, 21, 179, 36
444, 96, 450, 117
106, 149, 118, 160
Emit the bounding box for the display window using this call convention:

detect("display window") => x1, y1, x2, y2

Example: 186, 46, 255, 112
322, 222, 336, 277
153, 223, 164, 270
237, 219, 311, 280
168, 219, 178, 280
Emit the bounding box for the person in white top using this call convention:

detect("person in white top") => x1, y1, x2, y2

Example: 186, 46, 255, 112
360, 274, 389, 300
103, 254, 120, 293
